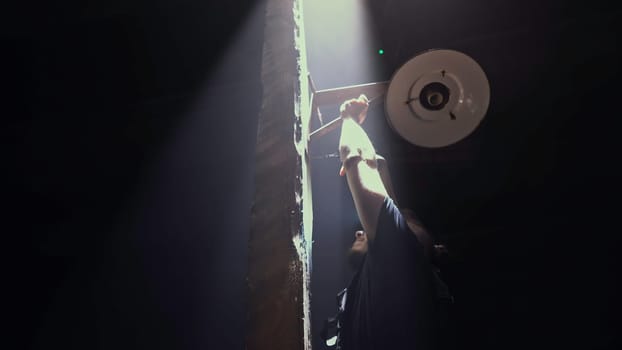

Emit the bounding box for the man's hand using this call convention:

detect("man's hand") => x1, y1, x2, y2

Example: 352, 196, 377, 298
339, 94, 369, 124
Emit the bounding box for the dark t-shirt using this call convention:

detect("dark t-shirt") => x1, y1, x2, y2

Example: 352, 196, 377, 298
341, 197, 437, 350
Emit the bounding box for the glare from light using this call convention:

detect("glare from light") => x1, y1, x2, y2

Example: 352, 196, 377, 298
303, 0, 381, 87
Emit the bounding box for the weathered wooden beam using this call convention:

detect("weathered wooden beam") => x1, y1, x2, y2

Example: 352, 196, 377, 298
247, 0, 312, 349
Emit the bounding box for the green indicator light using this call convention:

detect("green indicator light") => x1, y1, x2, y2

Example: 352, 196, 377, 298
378, 49, 384, 55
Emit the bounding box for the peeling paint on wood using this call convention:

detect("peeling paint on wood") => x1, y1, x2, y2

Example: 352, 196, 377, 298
247, 0, 312, 349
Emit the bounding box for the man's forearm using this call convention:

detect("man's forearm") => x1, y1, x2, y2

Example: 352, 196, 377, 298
338, 116, 389, 237
339, 117, 400, 202
339, 117, 378, 164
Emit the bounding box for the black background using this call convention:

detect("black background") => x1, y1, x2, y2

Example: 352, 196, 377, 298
4, 0, 620, 349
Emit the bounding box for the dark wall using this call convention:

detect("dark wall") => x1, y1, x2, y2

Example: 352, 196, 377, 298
6, 1, 264, 349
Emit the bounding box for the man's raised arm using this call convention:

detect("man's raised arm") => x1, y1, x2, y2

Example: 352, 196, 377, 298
338, 95, 388, 241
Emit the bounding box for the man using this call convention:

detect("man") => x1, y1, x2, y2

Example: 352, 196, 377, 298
325, 95, 451, 350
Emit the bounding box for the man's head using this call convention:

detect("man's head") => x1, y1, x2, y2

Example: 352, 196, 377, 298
347, 230, 368, 269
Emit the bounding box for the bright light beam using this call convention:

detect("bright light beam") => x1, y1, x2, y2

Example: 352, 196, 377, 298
303, 0, 382, 89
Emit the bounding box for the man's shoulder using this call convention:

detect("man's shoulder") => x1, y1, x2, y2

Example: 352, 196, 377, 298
375, 197, 412, 240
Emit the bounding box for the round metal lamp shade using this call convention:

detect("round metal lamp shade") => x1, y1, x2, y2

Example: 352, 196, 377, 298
385, 49, 490, 148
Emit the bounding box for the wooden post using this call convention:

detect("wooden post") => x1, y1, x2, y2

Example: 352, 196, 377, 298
247, 0, 312, 349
